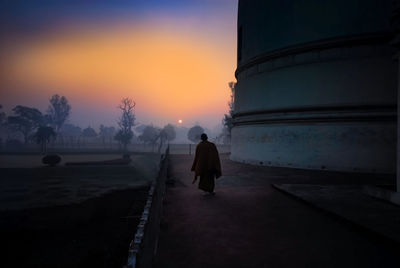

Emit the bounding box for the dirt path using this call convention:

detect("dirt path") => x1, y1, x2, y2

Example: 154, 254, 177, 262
155, 154, 400, 268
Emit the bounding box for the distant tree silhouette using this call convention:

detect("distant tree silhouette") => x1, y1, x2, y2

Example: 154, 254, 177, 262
162, 124, 176, 143
99, 125, 116, 147
35, 126, 56, 154
134, 124, 147, 134
0, 105, 5, 125
115, 98, 136, 152
47, 94, 71, 133
7, 105, 44, 144
222, 82, 235, 143
157, 124, 176, 153
114, 130, 133, 149
0, 105, 6, 148
187, 125, 204, 143
60, 123, 82, 146
139, 125, 160, 152
82, 126, 97, 139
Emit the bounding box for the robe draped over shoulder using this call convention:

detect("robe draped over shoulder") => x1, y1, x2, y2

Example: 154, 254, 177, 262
191, 141, 222, 178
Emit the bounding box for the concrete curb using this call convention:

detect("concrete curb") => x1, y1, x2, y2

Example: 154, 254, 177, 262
124, 147, 169, 268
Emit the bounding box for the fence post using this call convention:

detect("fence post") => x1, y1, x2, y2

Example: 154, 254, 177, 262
189, 144, 191, 155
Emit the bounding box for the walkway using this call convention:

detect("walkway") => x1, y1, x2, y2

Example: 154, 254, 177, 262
155, 154, 400, 268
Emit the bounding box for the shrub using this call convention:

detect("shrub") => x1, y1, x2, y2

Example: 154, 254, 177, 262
42, 154, 62, 166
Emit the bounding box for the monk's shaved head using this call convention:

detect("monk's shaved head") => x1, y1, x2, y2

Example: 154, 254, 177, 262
201, 133, 208, 141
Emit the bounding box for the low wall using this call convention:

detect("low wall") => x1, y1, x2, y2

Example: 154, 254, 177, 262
125, 147, 169, 268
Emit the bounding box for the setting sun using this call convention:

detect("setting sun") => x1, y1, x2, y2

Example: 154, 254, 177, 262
1, 17, 236, 128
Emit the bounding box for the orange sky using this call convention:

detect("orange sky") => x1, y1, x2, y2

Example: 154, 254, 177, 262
0, 14, 236, 129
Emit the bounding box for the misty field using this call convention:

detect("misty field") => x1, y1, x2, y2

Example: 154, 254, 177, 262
0, 153, 160, 210
0, 153, 160, 267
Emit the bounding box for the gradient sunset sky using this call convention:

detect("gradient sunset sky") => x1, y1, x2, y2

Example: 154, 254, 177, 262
0, 0, 237, 130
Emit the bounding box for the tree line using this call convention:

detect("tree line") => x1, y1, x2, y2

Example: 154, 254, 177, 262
0, 95, 71, 153
0, 95, 225, 153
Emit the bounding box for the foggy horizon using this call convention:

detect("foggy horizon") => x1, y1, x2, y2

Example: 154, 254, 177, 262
0, 96, 228, 133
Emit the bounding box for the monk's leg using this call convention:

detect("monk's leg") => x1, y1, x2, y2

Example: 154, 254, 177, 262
208, 171, 215, 193
198, 172, 215, 193
198, 174, 209, 192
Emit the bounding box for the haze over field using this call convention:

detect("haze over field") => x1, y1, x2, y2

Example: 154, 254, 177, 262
0, 0, 237, 130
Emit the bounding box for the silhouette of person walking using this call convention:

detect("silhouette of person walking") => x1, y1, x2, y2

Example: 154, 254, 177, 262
191, 133, 222, 194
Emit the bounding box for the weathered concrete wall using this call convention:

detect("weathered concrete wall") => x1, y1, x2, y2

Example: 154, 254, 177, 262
231, 123, 396, 173
233, 0, 397, 173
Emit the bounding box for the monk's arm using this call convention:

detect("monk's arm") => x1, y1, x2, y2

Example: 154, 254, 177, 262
191, 145, 199, 171
191, 145, 200, 184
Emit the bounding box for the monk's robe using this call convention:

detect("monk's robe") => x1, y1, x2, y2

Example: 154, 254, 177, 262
191, 140, 222, 193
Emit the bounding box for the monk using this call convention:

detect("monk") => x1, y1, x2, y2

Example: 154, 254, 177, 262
191, 133, 222, 194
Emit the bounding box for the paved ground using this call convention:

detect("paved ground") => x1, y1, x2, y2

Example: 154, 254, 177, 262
155, 154, 400, 268
273, 184, 400, 244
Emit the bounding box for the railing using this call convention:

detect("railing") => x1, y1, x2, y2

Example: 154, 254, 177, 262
125, 146, 169, 268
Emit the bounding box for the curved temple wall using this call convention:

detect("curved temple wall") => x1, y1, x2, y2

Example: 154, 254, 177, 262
232, 123, 396, 173
232, 0, 397, 173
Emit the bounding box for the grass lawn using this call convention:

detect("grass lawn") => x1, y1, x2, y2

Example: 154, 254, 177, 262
0, 153, 160, 267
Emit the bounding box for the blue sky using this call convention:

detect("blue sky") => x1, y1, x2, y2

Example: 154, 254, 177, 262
1, 0, 236, 33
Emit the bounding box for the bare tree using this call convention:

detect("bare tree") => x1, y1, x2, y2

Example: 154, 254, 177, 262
47, 94, 71, 133
115, 98, 136, 152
